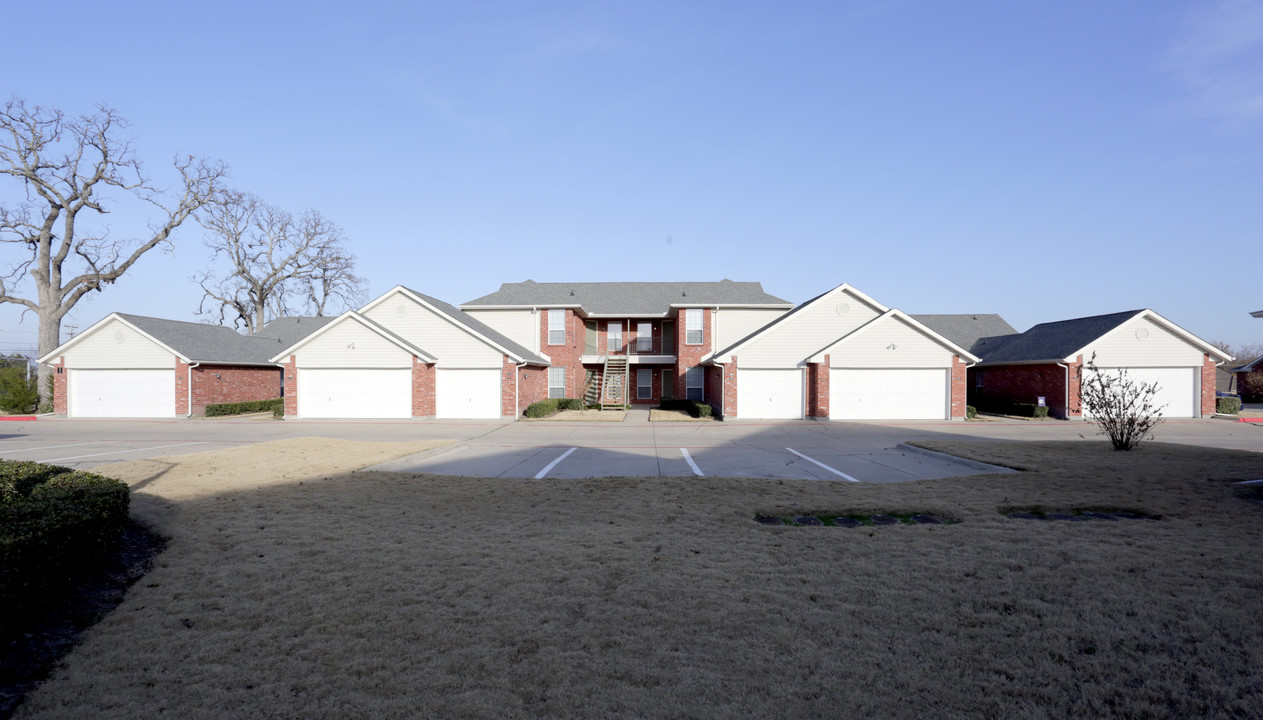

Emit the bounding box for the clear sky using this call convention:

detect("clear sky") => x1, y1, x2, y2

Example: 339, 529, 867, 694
2, 0, 1261, 355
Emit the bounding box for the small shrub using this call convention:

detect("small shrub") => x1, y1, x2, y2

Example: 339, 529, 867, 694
660, 398, 710, 418
524, 398, 560, 418
0, 461, 73, 505
1008, 403, 1049, 418
204, 398, 284, 417
965, 405, 977, 419
558, 398, 583, 411
696, 403, 712, 417
1217, 396, 1242, 415
0, 365, 39, 414
1077, 353, 1164, 451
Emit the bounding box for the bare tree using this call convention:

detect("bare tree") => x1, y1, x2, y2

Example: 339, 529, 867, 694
0, 99, 226, 407
1077, 353, 1165, 451
195, 191, 365, 335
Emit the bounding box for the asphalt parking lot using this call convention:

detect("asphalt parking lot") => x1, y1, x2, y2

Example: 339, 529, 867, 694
1, 409, 1258, 482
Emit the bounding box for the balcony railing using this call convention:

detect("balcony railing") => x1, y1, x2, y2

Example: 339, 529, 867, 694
601, 335, 674, 355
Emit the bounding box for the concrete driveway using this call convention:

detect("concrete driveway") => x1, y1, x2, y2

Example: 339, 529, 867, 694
0, 408, 1257, 481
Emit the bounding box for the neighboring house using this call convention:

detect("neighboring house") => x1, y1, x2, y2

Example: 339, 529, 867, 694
969, 309, 1232, 419
705, 284, 982, 420
460, 280, 794, 410
271, 286, 550, 419
40, 313, 329, 417
1229, 355, 1263, 401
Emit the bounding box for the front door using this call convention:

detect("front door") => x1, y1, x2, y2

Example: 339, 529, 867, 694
585, 321, 598, 354
661, 321, 675, 354
661, 369, 675, 400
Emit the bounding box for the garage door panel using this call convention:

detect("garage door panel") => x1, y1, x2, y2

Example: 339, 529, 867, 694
737, 369, 803, 419
831, 368, 947, 420
299, 368, 411, 418
69, 369, 175, 418
436, 369, 501, 419
1086, 367, 1196, 418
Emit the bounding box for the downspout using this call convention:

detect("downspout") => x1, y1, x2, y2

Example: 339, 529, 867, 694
186, 362, 200, 418
1057, 362, 1069, 420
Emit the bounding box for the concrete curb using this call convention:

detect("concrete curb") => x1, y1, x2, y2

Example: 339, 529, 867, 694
896, 443, 1019, 474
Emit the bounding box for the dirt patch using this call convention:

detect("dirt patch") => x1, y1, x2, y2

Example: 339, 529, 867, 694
523, 409, 626, 422
649, 409, 714, 422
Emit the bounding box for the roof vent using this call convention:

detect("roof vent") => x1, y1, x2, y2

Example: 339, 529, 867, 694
681, 291, 687, 297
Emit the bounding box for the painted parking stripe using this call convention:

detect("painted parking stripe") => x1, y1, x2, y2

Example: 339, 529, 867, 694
785, 448, 860, 482
534, 447, 577, 479
680, 448, 704, 476
45, 442, 212, 463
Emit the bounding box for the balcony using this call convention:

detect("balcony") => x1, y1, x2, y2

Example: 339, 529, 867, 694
582, 334, 675, 364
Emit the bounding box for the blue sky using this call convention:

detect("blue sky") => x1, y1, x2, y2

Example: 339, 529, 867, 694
2, 0, 1261, 354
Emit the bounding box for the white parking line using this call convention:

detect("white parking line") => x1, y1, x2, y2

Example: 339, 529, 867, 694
680, 448, 704, 476
786, 448, 859, 482
534, 447, 577, 479
45, 442, 212, 463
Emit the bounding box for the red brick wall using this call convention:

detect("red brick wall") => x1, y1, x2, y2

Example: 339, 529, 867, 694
52, 358, 67, 415
188, 364, 282, 415
282, 357, 297, 418
950, 356, 967, 420
540, 309, 584, 398
515, 363, 549, 415
807, 355, 831, 418
1239, 369, 1263, 402
720, 357, 738, 418
413, 359, 435, 416
971, 362, 1071, 418
1068, 355, 1083, 416
675, 308, 711, 400
1201, 354, 1217, 417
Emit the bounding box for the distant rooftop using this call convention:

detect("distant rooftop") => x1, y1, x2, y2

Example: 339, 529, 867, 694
911, 314, 1017, 356
462, 280, 792, 316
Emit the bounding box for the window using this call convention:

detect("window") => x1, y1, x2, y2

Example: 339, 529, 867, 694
548, 309, 565, 345
607, 321, 623, 352
685, 309, 703, 345
975, 370, 984, 388
637, 368, 652, 400
686, 366, 704, 401
636, 322, 653, 353
549, 367, 565, 399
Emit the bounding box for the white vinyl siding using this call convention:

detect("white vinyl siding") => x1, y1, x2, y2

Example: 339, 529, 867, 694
436, 368, 501, 418
548, 309, 566, 345
823, 315, 955, 369
637, 368, 652, 399
364, 294, 502, 368
298, 368, 411, 418
549, 367, 566, 399
685, 366, 704, 401
1078, 316, 1205, 367
830, 368, 948, 420
462, 309, 539, 354
736, 369, 803, 419
685, 309, 703, 345
712, 308, 788, 351
292, 319, 412, 369
68, 369, 175, 417
734, 288, 883, 368
1084, 367, 1197, 418
63, 319, 173, 369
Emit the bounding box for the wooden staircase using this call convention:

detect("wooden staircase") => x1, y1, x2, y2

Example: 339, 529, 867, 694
600, 356, 628, 411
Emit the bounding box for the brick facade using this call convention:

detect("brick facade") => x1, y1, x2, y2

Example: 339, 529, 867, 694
1201, 354, 1217, 417
516, 362, 549, 415
950, 356, 967, 420
720, 357, 739, 418
282, 357, 298, 417
970, 362, 1072, 419
676, 308, 711, 402
188, 364, 282, 415
413, 359, 435, 417
52, 358, 67, 415
807, 355, 831, 418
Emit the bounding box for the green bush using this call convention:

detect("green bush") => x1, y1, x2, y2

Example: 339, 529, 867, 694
524, 398, 560, 418
965, 405, 977, 419
204, 398, 284, 417
0, 365, 39, 414
660, 398, 711, 418
0, 462, 130, 619
1217, 396, 1242, 415
1010, 403, 1050, 418
696, 403, 712, 417
558, 398, 582, 411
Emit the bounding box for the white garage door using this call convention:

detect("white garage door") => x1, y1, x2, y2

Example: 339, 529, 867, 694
436, 369, 501, 419
1088, 367, 1197, 418
69, 369, 175, 418
831, 368, 948, 420
737, 369, 804, 419
299, 368, 411, 418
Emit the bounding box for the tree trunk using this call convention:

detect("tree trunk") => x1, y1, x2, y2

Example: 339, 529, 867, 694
36, 309, 63, 410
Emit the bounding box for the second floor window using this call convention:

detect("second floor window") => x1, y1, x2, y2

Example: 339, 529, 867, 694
685, 309, 703, 345
548, 309, 565, 345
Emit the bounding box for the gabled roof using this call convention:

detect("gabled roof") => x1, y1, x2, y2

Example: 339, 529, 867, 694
809, 309, 981, 364
461, 280, 793, 317
360, 286, 549, 365
1251, 309, 1263, 318
1230, 354, 1263, 372
269, 311, 435, 364
911, 314, 1017, 356
975, 309, 1232, 365
39, 312, 326, 365
709, 283, 889, 362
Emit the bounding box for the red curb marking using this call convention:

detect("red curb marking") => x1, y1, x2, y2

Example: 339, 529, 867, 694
1240, 417, 1263, 423
0, 416, 36, 421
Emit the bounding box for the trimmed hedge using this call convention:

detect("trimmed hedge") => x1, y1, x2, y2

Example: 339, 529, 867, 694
524, 398, 586, 417
659, 398, 712, 418
1, 461, 130, 619
965, 405, 977, 420
1217, 396, 1242, 415
204, 398, 284, 417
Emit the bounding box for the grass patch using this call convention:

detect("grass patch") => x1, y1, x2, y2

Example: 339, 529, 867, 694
13, 439, 1263, 719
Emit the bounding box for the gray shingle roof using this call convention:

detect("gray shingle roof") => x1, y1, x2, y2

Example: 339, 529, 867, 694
974, 310, 1143, 364
461, 280, 792, 316
403, 287, 549, 365
117, 313, 329, 365
911, 314, 1017, 355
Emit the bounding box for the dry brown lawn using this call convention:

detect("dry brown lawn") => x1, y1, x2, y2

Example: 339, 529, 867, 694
15, 438, 1263, 719
648, 408, 715, 422
523, 409, 626, 422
